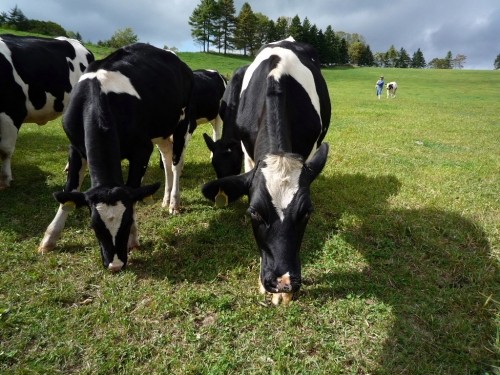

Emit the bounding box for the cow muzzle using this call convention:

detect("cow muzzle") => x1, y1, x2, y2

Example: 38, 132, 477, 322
260, 272, 301, 305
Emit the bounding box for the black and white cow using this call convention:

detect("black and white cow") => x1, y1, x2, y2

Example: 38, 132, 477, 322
0, 34, 94, 189
386, 81, 397, 98
192, 69, 227, 140
159, 69, 227, 169
38, 43, 193, 271
201, 38, 331, 304
202, 65, 248, 178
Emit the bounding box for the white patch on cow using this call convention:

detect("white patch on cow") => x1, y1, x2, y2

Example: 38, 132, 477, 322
80, 70, 141, 99
261, 154, 302, 221
95, 201, 126, 246
240, 46, 321, 124
0, 39, 63, 125
57, 37, 93, 86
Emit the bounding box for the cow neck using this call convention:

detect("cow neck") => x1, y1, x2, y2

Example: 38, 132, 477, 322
84, 115, 124, 188
264, 78, 292, 156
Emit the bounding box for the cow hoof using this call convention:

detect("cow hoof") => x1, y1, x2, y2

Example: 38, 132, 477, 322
37, 244, 53, 254
169, 206, 181, 215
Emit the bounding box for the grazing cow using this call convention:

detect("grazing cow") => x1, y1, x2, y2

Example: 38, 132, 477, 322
192, 69, 227, 140
386, 81, 397, 98
202, 65, 248, 178
38, 43, 193, 271
159, 69, 227, 169
201, 38, 331, 304
0, 34, 94, 189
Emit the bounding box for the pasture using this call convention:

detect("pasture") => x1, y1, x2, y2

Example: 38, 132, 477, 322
0, 46, 499, 374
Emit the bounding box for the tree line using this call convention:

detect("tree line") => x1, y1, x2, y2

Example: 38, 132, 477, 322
189, 0, 480, 69
2, 4, 498, 69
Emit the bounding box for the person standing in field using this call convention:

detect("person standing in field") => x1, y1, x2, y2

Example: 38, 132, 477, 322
375, 75, 384, 99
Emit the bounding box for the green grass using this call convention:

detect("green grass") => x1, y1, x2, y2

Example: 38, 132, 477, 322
0, 47, 499, 374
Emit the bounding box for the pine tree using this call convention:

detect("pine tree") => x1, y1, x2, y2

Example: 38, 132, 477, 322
494, 54, 500, 70
396, 47, 411, 68
215, 0, 236, 54
189, 0, 218, 52
234, 2, 257, 56
411, 48, 426, 68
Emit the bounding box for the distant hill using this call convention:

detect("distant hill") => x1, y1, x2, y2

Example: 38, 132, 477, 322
0, 27, 251, 76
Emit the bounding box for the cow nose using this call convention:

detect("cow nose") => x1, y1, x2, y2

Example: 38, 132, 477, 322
276, 272, 292, 292
107, 254, 125, 272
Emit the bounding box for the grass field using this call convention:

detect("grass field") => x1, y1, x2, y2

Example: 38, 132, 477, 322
0, 41, 499, 374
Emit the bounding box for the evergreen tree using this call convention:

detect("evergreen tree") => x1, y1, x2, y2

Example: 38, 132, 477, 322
300, 17, 312, 44
338, 38, 349, 64
253, 12, 270, 50
189, 0, 218, 52
494, 53, 500, 70
274, 16, 289, 40
444, 51, 453, 69
385, 45, 399, 67
411, 48, 426, 68
396, 47, 411, 68
323, 25, 337, 65
7, 5, 29, 30
215, 0, 236, 54
359, 44, 374, 66
234, 2, 258, 56
288, 15, 302, 40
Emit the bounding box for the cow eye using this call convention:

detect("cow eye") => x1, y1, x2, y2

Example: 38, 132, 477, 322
248, 207, 262, 221
301, 207, 313, 221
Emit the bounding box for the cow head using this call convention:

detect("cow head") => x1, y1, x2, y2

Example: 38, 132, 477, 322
203, 133, 243, 178
202, 143, 328, 303
53, 182, 161, 271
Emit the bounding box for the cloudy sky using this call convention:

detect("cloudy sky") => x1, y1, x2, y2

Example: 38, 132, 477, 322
2, 0, 499, 69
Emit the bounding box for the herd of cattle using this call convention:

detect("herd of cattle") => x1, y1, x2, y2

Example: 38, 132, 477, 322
0, 34, 331, 305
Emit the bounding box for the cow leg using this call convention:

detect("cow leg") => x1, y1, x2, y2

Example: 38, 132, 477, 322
155, 137, 174, 210
242, 142, 255, 173
0, 114, 19, 189
169, 131, 192, 214
127, 205, 140, 250
211, 114, 223, 142
38, 147, 87, 253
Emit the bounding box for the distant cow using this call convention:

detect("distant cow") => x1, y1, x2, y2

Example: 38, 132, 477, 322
386, 81, 397, 98
0, 34, 94, 189
202, 65, 248, 178
39, 43, 193, 271
201, 37, 331, 304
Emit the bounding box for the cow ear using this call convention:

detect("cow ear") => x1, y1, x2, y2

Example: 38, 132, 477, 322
131, 182, 161, 203
203, 133, 215, 152
305, 143, 329, 183
53, 191, 87, 210
202, 172, 252, 206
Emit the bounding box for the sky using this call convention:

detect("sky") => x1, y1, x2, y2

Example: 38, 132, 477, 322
2, 0, 499, 70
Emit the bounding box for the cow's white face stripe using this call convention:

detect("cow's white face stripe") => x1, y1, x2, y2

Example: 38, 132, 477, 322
95, 201, 126, 246
240, 46, 321, 123
261, 155, 302, 221
80, 70, 141, 99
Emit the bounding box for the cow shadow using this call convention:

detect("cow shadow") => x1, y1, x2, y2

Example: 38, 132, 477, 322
300, 173, 498, 372
0, 130, 70, 238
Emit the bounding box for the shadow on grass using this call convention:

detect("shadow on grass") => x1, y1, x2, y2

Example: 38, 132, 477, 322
302, 173, 498, 373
